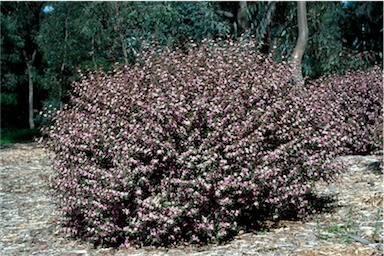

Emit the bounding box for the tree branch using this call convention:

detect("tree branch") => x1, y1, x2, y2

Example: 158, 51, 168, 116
256, 1, 276, 46
215, 10, 234, 19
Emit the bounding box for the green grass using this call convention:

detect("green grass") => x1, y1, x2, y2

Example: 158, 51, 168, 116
0, 128, 41, 145
315, 208, 359, 243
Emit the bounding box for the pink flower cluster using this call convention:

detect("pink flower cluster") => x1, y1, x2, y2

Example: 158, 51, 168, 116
42, 38, 380, 248
307, 66, 383, 155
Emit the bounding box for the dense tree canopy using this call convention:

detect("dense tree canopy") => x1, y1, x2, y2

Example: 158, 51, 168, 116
1, 1, 382, 130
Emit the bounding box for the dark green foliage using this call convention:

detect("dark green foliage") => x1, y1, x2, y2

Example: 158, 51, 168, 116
245, 1, 383, 78
1, 11, 23, 124
0, 128, 40, 144
1, 2, 44, 129
340, 2, 383, 52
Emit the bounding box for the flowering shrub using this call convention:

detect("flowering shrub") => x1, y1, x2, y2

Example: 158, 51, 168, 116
307, 66, 383, 155
42, 38, 346, 247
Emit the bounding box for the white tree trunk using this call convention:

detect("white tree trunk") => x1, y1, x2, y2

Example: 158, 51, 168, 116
24, 50, 37, 129
291, 1, 308, 84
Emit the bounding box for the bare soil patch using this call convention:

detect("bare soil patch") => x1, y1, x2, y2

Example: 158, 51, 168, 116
0, 143, 382, 255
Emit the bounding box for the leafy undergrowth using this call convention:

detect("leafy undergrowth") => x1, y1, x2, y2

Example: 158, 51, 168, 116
1, 128, 40, 145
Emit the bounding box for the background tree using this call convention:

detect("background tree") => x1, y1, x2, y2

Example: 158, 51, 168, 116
1, 11, 24, 127
291, 1, 308, 83
37, 2, 93, 111
1, 2, 44, 129
24, 49, 37, 129
263, 1, 382, 78
1, 1, 382, 134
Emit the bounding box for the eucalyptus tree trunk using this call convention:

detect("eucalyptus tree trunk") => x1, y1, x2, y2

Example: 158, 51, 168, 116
23, 50, 37, 129
291, 1, 308, 84
59, 17, 69, 111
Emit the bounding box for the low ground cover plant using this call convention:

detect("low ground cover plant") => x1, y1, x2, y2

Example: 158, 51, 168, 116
42, 38, 382, 248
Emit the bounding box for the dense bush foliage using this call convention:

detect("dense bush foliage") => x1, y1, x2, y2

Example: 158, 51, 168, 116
307, 66, 383, 155
42, 38, 382, 248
